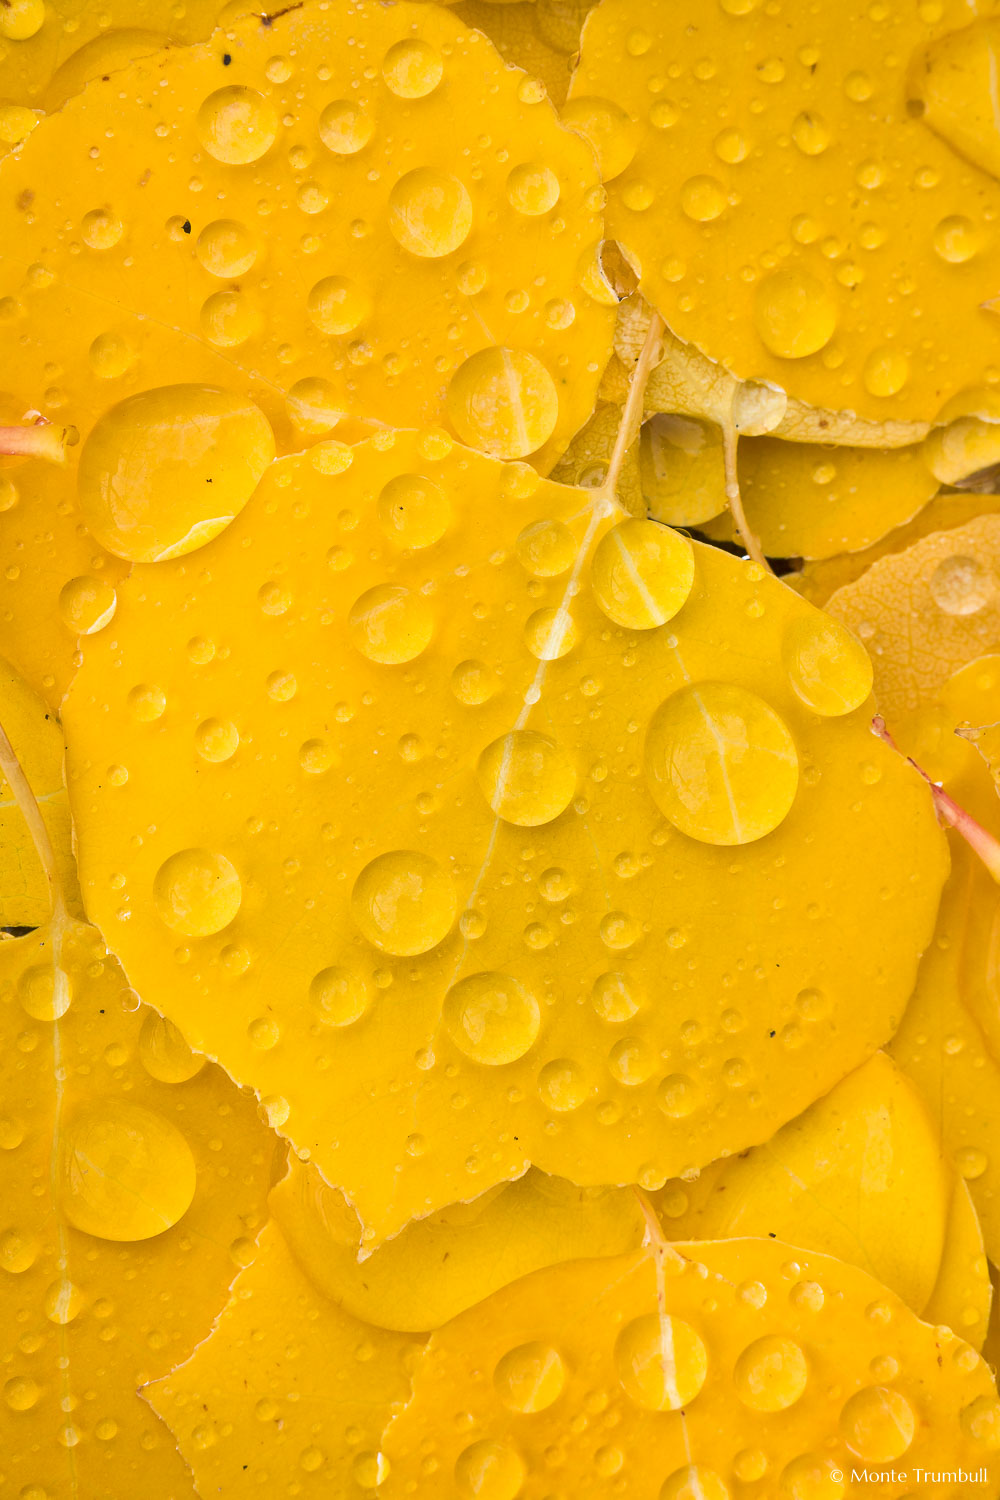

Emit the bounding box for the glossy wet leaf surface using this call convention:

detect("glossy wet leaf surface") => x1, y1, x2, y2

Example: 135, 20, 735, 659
0, 659, 274, 1499
64, 429, 945, 1243
382, 1235, 1000, 1497
0, 0, 613, 705
2, 1, 1000, 1492
573, 0, 1000, 426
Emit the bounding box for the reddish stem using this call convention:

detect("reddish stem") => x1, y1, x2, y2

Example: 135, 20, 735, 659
0, 421, 77, 464
872, 715, 1000, 882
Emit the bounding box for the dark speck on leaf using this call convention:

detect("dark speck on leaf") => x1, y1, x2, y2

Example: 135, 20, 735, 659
223, 52, 232, 65
182, 219, 192, 234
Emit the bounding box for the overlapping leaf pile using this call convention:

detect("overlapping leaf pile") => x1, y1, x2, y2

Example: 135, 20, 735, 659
2, 1, 1000, 1496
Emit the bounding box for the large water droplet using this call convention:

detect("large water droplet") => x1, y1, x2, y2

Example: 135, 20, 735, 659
930, 554, 994, 615
515, 519, 576, 577
388, 169, 473, 258
319, 99, 373, 155
590, 519, 695, 629
645, 682, 799, 844
659, 1468, 730, 1500
454, 1440, 526, 1500
195, 718, 240, 762
839, 1385, 916, 1461
309, 966, 374, 1026
537, 1058, 587, 1110
18, 963, 72, 1020
377, 473, 450, 549
3, 1375, 40, 1411
447, 347, 559, 459
0, 1227, 38, 1272
0, 0, 45, 40
960, 1394, 1000, 1449
680, 174, 726, 221
59, 1100, 196, 1240
58, 575, 117, 635
443, 972, 541, 1063
754, 268, 837, 358
307, 275, 371, 335
197, 86, 278, 164
382, 38, 443, 98
139, 1012, 207, 1082
782, 614, 873, 715
524, 606, 577, 659
351, 851, 456, 955
153, 848, 242, 936
591, 970, 643, 1022
348, 584, 434, 664
477, 730, 576, 826
77, 385, 274, 561
734, 1336, 808, 1411
863, 346, 909, 398
494, 1342, 566, 1411
615, 1313, 708, 1410
196, 219, 257, 278
777, 1454, 846, 1500
506, 162, 560, 215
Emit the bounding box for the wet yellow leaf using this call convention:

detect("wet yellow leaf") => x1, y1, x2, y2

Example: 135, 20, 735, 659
735, 439, 938, 561
0, 649, 276, 1496
884, 659, 1000, 1270
381, 1235, 1000, 1497
0, 0, 239, 111
271, 1157, 644, 1331
923, 1179, 993, 1354
652, 1052, 949, 1317
572, 0, 1000, 425
0, 0, 613, 702
0, 918, 275, 1497
827, 515, 1000, 719
792, 493, 1000, 609
146, 1217, 421, 1498
64, 429, 945, 1244
0, 656, 79, 924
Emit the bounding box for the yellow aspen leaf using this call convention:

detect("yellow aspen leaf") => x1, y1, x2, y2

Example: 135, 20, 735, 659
0, 675, 276, 1498
271, 1157, 644, 1332
571, 0, 1000, 426
381, 1236, 1000, 1497
923, 1179, 993, 1354
0, 0, 246, 113
0, 0, 614, 704
827, 516, 1000, 719
888, 659, 1000, 1267
0, 921, 275, 1497
651, 1053, 949, 1317
792, 494, 1000, 609
146, 1217, 422, 1499
63, 429, 946, 1244
0, 2, 610, 467
0, 657, 79, 924
734, 439, 939, 562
